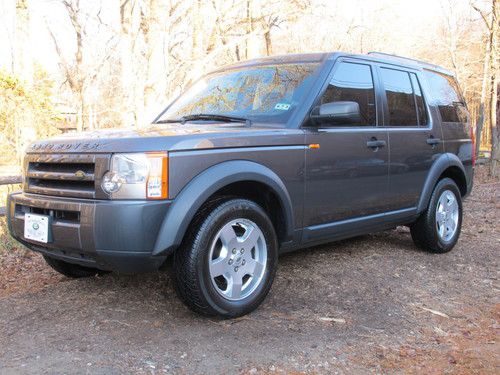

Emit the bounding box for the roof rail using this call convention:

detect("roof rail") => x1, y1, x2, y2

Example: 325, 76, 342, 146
367, 51, 452, 75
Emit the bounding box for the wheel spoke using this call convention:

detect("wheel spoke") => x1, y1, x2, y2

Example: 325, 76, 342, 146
244, 257, 265, 276
436, 211, 446, 222
210, 257, 228, 277
243, 226, 260, 251
446, 194, 455, 208
228, 274, 243, 299
438, 222, 445, 238
439, 195, 447, 210
219, 224, 238, 248
447, 217, 456, 231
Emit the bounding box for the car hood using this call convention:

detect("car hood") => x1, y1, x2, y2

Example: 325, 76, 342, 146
27, 122, 305, 154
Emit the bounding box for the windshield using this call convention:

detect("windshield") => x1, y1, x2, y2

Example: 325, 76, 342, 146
156, 63, 320, 124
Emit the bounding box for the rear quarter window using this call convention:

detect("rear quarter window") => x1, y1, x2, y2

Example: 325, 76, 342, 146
424, 70, 468, 123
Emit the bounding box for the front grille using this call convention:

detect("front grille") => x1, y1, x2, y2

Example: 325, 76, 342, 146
24, 153, 110, 199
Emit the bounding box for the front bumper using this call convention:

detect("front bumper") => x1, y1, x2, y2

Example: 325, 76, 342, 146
7, 192, 171, 273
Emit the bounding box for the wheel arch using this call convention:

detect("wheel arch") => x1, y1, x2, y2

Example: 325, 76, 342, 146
152, 160, 294, 256
417, 153, 467, 214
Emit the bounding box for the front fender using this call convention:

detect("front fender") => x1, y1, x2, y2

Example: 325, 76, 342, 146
152, 160, 294, 255
416, 153, 466, 214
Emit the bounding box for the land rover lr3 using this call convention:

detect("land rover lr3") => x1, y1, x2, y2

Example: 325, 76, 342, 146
7, 52, 474, 318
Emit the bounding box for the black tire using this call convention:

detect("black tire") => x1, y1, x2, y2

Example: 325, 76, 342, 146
410, 178, 462, 253
173, 198, 278, 318
43, 255, 101, 278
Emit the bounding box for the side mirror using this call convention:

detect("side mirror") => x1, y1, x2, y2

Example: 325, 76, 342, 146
310, 101, 361, 125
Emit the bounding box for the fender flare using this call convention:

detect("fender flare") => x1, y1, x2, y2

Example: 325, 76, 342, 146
416, 153, 466, 214
153, 160, 294, 255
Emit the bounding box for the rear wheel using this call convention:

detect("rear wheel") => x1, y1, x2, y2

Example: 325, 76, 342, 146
43, 256, 101, 278
410, 178, 462, 253
173, 198, 278, 318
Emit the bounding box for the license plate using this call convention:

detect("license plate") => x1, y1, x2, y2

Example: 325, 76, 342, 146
24, 213, 50, 243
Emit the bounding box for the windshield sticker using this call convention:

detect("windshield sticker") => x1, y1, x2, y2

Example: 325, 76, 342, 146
274, 103, 291, 111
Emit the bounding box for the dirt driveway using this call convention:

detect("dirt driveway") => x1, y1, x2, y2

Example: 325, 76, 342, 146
0, 175, 498, 374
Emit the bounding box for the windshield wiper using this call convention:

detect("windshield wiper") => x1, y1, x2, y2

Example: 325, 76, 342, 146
157, 113, 251, 126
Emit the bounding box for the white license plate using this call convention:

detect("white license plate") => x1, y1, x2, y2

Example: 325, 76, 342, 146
24, 213, 50, 243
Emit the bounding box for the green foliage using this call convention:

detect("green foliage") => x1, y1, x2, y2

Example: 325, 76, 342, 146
0, 68, 61, 165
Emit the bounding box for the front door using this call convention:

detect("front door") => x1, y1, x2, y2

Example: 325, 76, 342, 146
303, 60, 390, 238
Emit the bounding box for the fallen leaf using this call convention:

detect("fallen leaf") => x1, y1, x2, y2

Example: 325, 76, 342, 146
319, 317, 346, 323
420, 307, 449, 318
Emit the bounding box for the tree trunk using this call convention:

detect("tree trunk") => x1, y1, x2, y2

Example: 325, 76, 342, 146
264, 30, 272, 56
191, 0, 203, 60
119, 0, 138, 127
76, 90, 84, 132
489, 0, 499, 176
473, 1, 494, 160
491, 80, 499, 175
14, 0, 33, 83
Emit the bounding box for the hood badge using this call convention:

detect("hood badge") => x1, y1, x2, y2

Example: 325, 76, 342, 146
74, 170, 86, 180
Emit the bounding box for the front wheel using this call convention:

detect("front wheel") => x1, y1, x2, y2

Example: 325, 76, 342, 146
410, 178, 462, 253
173, 198, 278, 318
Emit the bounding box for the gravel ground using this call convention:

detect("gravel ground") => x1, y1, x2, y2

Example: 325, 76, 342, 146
0, 171, 498, 374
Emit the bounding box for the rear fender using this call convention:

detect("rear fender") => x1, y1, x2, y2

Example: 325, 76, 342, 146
417, 153, 466, 214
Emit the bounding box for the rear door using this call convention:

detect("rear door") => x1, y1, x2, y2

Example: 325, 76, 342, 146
303, 59, 390, 233
376, 65, 443, 211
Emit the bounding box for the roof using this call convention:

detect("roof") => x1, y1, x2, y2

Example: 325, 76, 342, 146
215, 51, 454, 77
212, 53, 329, 72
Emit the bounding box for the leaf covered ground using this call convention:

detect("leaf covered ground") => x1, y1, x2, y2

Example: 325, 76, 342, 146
0, 167, 498, 374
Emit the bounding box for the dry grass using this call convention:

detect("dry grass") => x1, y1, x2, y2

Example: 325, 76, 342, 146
0, 218, 19, 254
0, 184, 25, 255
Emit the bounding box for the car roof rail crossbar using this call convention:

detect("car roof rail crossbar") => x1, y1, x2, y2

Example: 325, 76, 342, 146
367, 51, 452, 75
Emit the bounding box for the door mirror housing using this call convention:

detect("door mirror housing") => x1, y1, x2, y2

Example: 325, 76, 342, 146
310, 101, 361, 125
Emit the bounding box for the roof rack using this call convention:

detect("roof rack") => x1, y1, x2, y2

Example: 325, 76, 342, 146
367, 51, 452, 75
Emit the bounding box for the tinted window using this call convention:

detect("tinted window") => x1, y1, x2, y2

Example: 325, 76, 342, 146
424, 70, 467, 123
320, 62, 376, 126
410, 73, 428, 126
380, 68, 417, 126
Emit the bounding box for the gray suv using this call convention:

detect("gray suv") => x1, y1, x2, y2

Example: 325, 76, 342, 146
7, 52, 474, 318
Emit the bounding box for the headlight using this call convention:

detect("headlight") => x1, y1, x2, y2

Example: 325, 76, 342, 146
102, 152, 168, 199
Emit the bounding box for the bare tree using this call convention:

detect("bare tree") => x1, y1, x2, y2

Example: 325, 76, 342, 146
471, 0, 499, 175
46, 0, 116, 131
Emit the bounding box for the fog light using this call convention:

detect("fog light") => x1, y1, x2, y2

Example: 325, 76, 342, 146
102, 171, 123, 193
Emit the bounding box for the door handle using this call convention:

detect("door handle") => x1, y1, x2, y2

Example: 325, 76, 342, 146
366, 139, 386, 149
426, 137, 441, 145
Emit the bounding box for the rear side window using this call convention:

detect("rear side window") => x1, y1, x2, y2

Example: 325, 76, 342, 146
380, 68, 419, 126
320, 62, 376, 126
410, 73, 428, 126
424, 70, 467, 123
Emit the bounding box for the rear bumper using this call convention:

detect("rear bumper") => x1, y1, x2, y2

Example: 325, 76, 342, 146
7, 192, 171, 273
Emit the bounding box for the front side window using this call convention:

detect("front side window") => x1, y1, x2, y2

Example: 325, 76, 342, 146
424, 70, 467, 123
156, 63, 320, 124
320, 62, 376, 126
